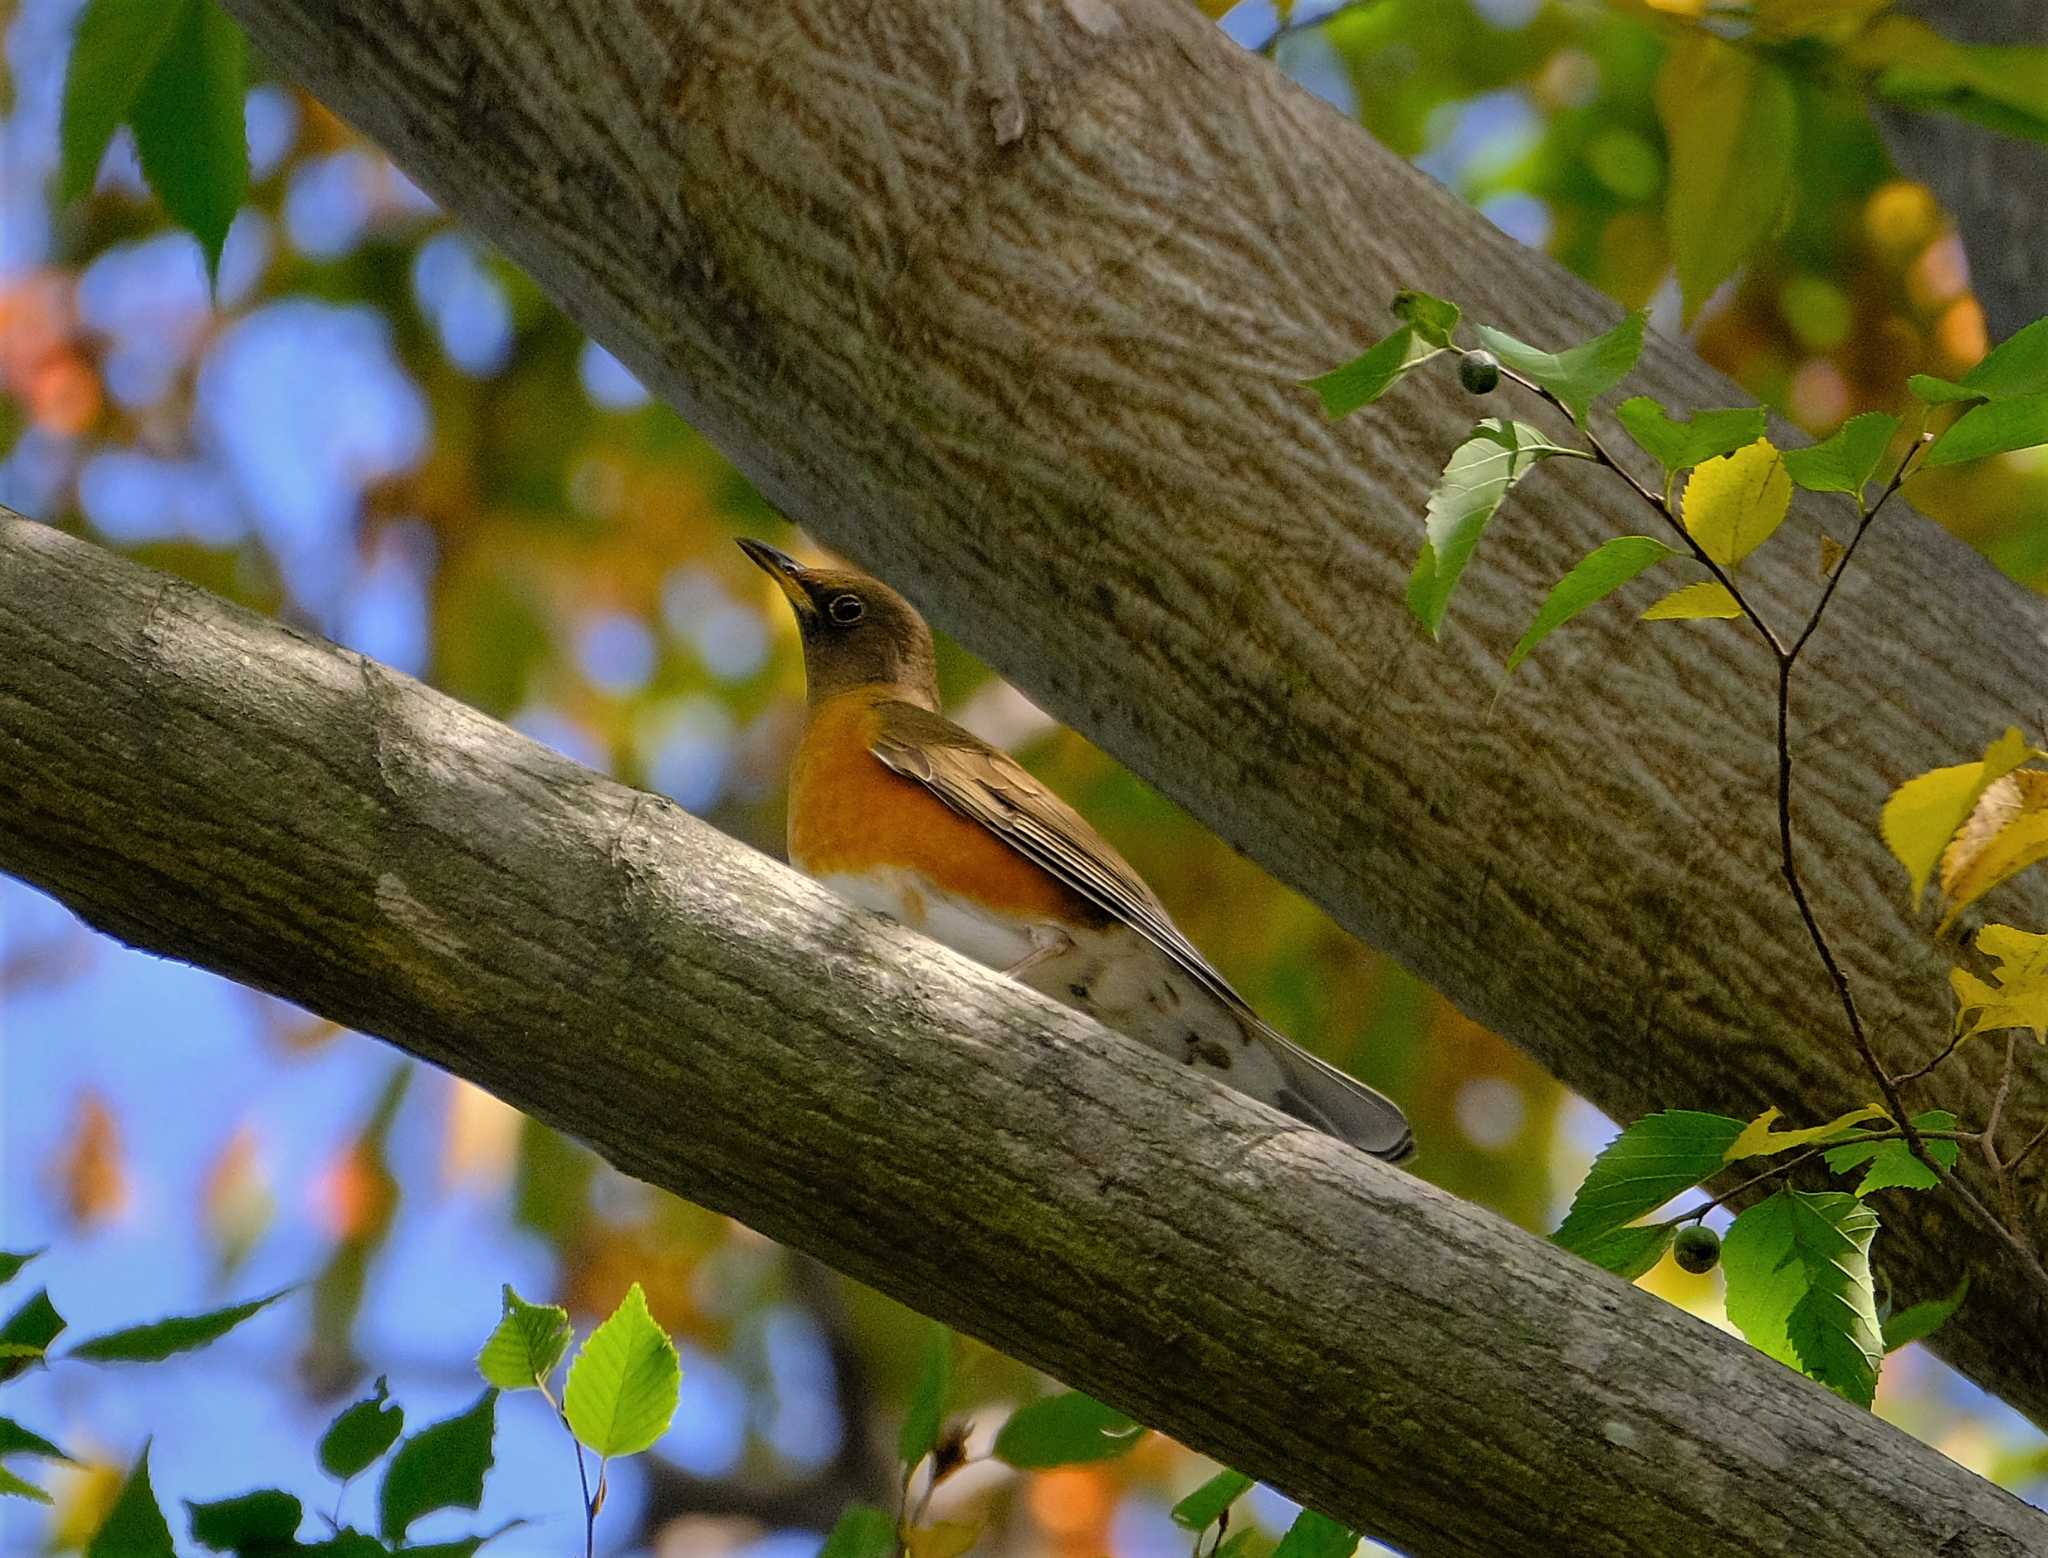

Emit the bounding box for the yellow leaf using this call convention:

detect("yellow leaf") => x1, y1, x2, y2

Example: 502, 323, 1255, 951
1951, 924, 2048, 1044
1724, 1104, 1889, 1163
1818, 534, 1845, 576
907, 1522, 982, 1558
1881, 729, 2040, 907
1681, 439, 1792, 568
1642, 581, 1742, 620
1937, 771, 2048, 933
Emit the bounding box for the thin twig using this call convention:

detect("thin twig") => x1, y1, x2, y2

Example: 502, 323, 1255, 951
2011, 1119, 2048, 1176
1249, 0, 1383, 56
1785, 440, 1923, 667
1893, 1026, 1965, 1087
541, 1380, 599, 1558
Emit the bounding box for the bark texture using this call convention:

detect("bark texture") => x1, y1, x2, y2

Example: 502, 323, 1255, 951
191, 0, 2048, 1425
1879, 0, 2048, 340
2, 513, 2044, 1556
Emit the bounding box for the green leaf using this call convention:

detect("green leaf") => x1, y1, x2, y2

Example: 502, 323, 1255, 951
0, 1290, 65, 1383
1304, 327, 1437, 417
58, 0, 188, 200
897, 1324, 953, 1467
819, 1504, 897, 1558
1392, 289, 1461, 348
1882, 1277, 1968, 1353
1472, 311, 1646, 427
1782, 413, 1900, 496
1923, 393, 2048, 468
1570, 1221, 1676, 1281
1273, 1510, 1359, 1558
0, 1416, 73, 1462
187, 1489, 303, 1552
292, 1528, 387, 1558
563, 1281, 681, 1458
403, 1527, 526, 1558
1505, 536, 1675, 674
127, 0, 249, 281
89, 1447, 176, 1558
1722, 1189, 1883, 1407
1823, 1111, 1960, 1195
1909, 318, 2048, 406
1656, 34, 1798, 325
69, 1287, 290, 1363
476, 1284, 571, 1392
1554, 1110, 1745, 1255
0, 1251, 42, 1288
379, 1389, 497, 1543
1408, 419, 1570, 636
1171, 1470, 1255, 1531
992, 1391, 1144, 1468
319, 1376, 405, 1482
0, 1466, 51, 1505
1615, 398, 1767, 478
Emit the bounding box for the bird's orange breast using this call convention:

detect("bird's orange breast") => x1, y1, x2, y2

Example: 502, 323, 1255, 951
787, 691, 1097, 926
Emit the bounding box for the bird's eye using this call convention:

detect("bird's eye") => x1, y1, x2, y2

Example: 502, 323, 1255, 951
827, 593, 865, 625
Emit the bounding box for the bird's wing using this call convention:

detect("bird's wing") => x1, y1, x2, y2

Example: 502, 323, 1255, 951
868, 700, 1249, 1012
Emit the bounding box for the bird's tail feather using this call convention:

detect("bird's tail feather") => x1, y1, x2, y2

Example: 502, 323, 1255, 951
1261, 1027, 1414, 1164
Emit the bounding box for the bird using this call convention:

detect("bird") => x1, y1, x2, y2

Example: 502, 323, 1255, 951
738, 538, 1415, 1164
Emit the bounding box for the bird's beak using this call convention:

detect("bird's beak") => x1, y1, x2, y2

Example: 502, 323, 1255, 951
737, 538, 814, 615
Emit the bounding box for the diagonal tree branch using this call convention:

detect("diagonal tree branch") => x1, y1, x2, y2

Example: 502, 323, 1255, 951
2, 512, 2042, 1556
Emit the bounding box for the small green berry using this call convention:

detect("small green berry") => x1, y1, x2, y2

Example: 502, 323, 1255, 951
1459, 351, 1500, 395
1674, 1224, 1721, 1275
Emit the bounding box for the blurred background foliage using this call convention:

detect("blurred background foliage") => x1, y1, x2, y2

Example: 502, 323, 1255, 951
3, 0, 2046, 1552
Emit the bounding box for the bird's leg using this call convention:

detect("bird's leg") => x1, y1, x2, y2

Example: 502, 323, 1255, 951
1002, 925, 1074, 980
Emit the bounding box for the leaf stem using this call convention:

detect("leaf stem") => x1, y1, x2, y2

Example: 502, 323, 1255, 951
540, 1379, 598, 1558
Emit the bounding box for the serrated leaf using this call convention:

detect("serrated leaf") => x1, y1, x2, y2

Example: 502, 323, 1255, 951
1571, 1221, 1676, 1281
1924, 393, 2048, 468
1937, 772, 2048, 932
0, 1290, 64, 1383
1392, 289, 1460, 348
0, 1465, 50, 1504
188, 1488, 303, 1552
564, 1282, 680, 1458
379, 1389, 496, 1543
0, 1417, 73, 1462
819, 1503, 896, 1558
906, 1521, 980, 1558
69, 1287, 290, 1363
1881, 728, 2040, 906
1882, 1277, 1968, 1352
993, 1391, 1144, 1468
1506, 536, 1676, 674
1172, 1470, 1255, 1531
1782, 413, 1899, 496
898, 1324, 952, 1467
1824, 1111, 1960, 1195
319, 1375, 404, 1482
1472, 311, 1645, 427
1273, 1509, 1359, 1558
1554, 1110, 1745, 1254
1657, 34, 1798, 325
1910, 317, 2048, 406
127, 0, 248, 282
1304, 327, 1437, 417
58, 0, 188, 200
1681, 439, 1791, 568
1615, 397, 1766, 478
1641, 580, 1742, 620
1407, 419, 1570, 636
1951, 923, 2048, 1044
89, 1447, 176, 1558
0, 1251, 42, 1288
1722, 1189, 1882, 1407
1724, 1104, 1889, 1162
476, 1284, 571, 1392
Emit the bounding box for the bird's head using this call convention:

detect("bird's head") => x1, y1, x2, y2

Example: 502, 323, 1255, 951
738, 539, 939, 707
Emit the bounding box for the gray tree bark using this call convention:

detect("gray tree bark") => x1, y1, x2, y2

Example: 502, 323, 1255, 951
206, 0, 2048, 1424
2, 512, 2042, 1556
1878, 0, 2048, 339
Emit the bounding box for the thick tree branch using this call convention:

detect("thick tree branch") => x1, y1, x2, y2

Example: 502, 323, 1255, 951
167, 0, 2048, 1425
2, 514, 2042, 1556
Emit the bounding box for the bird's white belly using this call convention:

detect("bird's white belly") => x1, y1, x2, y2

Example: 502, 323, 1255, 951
811, 867, 1040, 971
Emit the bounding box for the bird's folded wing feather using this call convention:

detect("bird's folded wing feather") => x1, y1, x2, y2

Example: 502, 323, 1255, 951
868, 700, 1250, 1013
